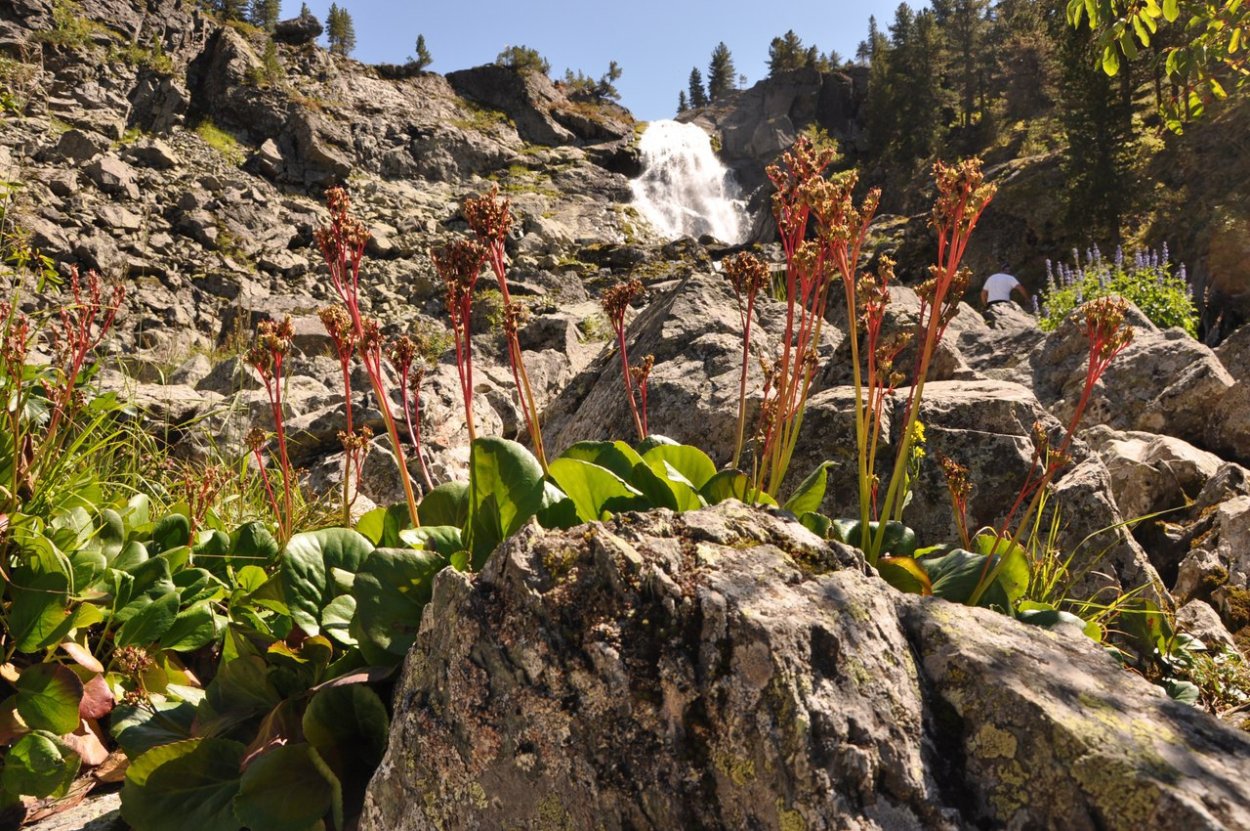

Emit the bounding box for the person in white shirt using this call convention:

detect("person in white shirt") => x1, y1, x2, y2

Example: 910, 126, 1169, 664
981, 272, 1030, 308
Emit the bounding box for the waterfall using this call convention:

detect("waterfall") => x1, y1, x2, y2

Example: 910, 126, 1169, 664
630, 120, 749, 244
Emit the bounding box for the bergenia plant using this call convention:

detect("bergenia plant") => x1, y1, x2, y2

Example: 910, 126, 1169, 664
431, 237, 487, 444
723, 252, 770, 469
246, 317, 297, 542
463, 187, 549, 471
315, 187, 421, 527
599, 278, 647, 441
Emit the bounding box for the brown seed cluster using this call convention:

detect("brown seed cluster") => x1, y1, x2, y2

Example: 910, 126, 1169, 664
630, 353, 654, 387
432, 238, 487, 323
600, 279, 643, 327
931, 159, 998, 237
315, 186, 372, 265
318, 305, 356, 360
937, 454, 972, 501
246, 316, 294, 376
1082, 295, 1135, 361
723, 252, 770, 298
462, 186, 513, 246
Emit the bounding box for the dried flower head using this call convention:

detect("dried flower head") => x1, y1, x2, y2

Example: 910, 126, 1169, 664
114, 645, 153, 676
462, 186, 513, 245
600, 279, 643, 327
246, 316, 294, 376
432, 239, 487, 315
937, 454, 972, 501
387, 335, 417, 374
931, 159, 998, 236
724, 252, 770, 298
501, 300, 529, 337
630, 353, 655, 387
1082, 296, 1135, 362
246, 426, 268, 452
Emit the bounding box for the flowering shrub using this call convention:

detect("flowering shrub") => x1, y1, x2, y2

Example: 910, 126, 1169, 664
1039, 244, 1198, 336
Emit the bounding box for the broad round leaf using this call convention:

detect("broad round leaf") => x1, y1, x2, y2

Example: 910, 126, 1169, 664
415, 481, 469, 529
234, 743, 338, 831
641, 443, 717, 490
302, 685, 390, 777
16, 663, 84, 735
161, 601, 219, 652
8, 571, 72, 653
547, 457, 645, 522
151, 514, 191, 554
878, 557, 933, 596
110, 701, 196, 758
352, 547, 446, 656
1, 731, 80, 798
281, 529, 374, 636
115, 591, 179, 648
121, 738, 244, 831
557, 441, 640, 482
320, 595, 358, 647
783, 461, 834, 516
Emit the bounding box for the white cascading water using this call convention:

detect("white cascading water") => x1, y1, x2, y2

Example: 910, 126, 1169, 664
630, 120, 750, 244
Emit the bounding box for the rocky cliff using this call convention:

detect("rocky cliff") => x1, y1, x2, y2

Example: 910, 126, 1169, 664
7, 4, 1250, 829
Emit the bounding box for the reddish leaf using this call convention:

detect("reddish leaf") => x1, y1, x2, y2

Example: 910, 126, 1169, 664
78, 674, 115, 720
63, 721, 109, 767
61, 642, 104, 674
308, 665, 393, 692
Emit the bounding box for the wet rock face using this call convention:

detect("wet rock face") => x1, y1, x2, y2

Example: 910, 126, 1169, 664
362, 503, 1250, 831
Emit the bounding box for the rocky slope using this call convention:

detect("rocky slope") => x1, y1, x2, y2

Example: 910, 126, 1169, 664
7, 3, 1250, 828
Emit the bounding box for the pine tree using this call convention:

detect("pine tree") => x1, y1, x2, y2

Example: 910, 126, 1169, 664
768, 30, 807, 75
678, 89, 689, 113
1060, 17, 1136, 245
707, 42, 737, 101
688, 67, 708, 108
496, 45, 550, 75
299, 2, 311, 15
219, 0, 245, 21
413, 33, 432, 71
249, 0, 279, 30
327, 4, 356, 56
596, 60, 623, 101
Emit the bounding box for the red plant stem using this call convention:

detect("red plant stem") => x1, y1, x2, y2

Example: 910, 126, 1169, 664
398, 369, 434, 491
614, 322, 645, 441
486, 243, 549, 468
251, 446, 282, 531
338, 356, 355, 524
731, 286, 755, 469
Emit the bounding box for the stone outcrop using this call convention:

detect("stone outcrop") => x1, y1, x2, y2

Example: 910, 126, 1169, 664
362, 503, 1250, 831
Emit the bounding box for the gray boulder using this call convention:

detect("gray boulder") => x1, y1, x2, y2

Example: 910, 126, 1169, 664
273, 11, 322, 45
362, 503, 1250, 831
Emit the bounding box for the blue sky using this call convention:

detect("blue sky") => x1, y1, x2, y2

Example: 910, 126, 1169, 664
284, 1, 919, 121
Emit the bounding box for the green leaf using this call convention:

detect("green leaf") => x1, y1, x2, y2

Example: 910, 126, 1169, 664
1018, 608, 1100, 641
783, 462, 833, 516
878, 557, 933, 595
110, 701, 197, 757
631, 461, 702, 512
121, 738, 244, 831
302, 685, 389, 778
281, 528, 374, 637
640, 444, 717, 490
829, 519, 917, 557
16, 663, 83, 735
798, 511, 831, 538
1101, 43, 1121, 75
398, 525, 464, 557
200, 655, 282, 736
231, 521, 280, 566
467, 438, 548, 567
97, 508, 126, 561
1163, 0, 1179, 22
115, 590, 180, 648
547, 457, 645, 522
700, 469, 760, 506
922, 548, 1010, 610
1, 731, 80, 799
151, 514, 191, 554
161, 601, 219, 652
352, 547, 447, 657
971, 534, 1031, 603
557, 441, 640, 482
7, 571, 72, 652
320, 595, 358, 647
112, 540, 148, 572
234, 744, 337, 831
1164, 678, 1200, 704
416, 482, 470, 529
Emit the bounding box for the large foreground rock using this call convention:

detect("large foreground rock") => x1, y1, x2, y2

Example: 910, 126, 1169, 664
362, 503, 1250, 831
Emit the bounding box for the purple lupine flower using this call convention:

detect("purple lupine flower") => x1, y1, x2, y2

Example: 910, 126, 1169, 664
1032, 294, 1040, 315
1161, 241, 1170, 264
1178, 263, 1188, 284
1114, 245, 1124, 269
